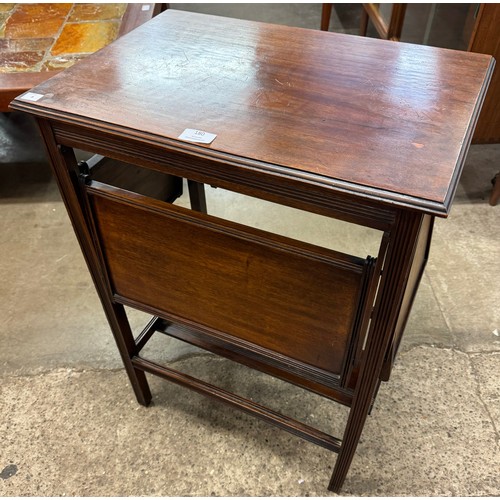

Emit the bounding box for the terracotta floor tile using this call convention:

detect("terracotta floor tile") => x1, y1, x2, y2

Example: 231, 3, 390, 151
0, 3, 133, 78
0, 37, 54, 52
51, 21, 120, 56
0, 51, 45, 73
0, 4, 16, 14
4, 3, 72, 39
68, 3, 127, 22
42, 55, 86, 72
0, 37, 55, 72
0, 13, 9, 37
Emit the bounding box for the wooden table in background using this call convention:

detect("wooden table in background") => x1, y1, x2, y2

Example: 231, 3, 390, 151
10, 10, 493, 492
0, 3, 160, 111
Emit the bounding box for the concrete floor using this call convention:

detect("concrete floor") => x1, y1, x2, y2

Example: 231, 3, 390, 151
1, 4, 500, 497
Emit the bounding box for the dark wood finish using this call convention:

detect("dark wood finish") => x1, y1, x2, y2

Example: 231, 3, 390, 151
150, 320, 354, 405
10, 11, 493, 216
86, 182, 366, 375
88, 156, 183, 202
468, 4, 500, 144
133, 356, 343, 452
320, 3, 333, 31
117, 3, 159, 37
35, 122, 152, 406
386, 4, 407, 40
187, 179, 207, 213
330, 210, 425, 492
320, 3, 405, 38
381, 214, 434, 381
344, 235, 389, 391
360, 6, 370, 37
49, 121, 398, 230
490, 172, 500, 206
359, 4, 407, 41
10, 10, 492, 493
134, 316, 168, 354
0, 72, 60, 114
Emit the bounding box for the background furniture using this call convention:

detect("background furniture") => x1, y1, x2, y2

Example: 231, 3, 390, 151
10, 10, 493, 492
467, 4, 500, 204
489, 173, 500, 206
359, 3, 407, 40
321, 3, 499, 204
0, 3, 160, 112
467, 4, 500, 144
0, 3, 184, 207
321, 3, 407, 40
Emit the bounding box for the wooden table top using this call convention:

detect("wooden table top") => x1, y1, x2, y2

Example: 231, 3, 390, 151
11, 10, 494, 216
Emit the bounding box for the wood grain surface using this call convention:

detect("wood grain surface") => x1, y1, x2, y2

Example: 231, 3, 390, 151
21, 11, 495, 491
10, 10, 493, 215
87, 182, 366, 375
468, 3, 500, 143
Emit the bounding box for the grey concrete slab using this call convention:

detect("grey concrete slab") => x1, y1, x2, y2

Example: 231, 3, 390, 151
0, 195, 117, 374
170, 3, 364, 35
455, 143, 500, 205
400, 272, 454, 351
469, 352, 500, 427
425, 205, 500, 353
0, 201, 84, 287
1, 348, 499, 496
2, 283, 118, 374
352, 347, 500, 496
421, 144, 500, 352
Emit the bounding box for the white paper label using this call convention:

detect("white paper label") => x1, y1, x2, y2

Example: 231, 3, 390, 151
141, 4, 151, 11
178, 128, 217, 144
20, 92, 44, 102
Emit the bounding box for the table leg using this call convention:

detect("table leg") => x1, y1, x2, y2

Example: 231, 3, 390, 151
321, 4, 332, 31
329, 210, 424, 492
360, 6, 369, 36
36, 119, 152, 406
490, 172, 500, 206
188, 179, 207, 213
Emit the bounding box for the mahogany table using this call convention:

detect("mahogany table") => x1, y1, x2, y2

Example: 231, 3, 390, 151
10, 10, 493, 492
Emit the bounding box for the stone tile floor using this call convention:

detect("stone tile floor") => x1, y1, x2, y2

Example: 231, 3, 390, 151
0, 3, 126, 72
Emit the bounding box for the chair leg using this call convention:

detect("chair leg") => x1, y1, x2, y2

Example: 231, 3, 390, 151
387, 3, 407, 41
321, 3, 332, 31
360, 6, 369, 36
490, 172, 500, 206
188, 180, 207, 213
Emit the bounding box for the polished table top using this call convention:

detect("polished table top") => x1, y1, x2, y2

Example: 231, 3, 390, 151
11, 10, 494, 216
